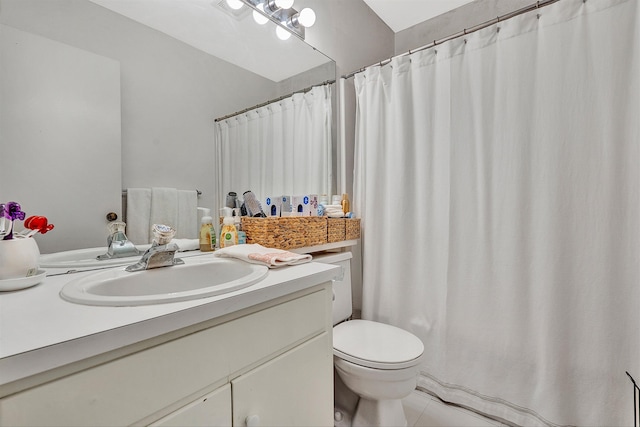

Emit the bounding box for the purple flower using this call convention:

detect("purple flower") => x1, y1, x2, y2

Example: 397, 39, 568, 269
1, 202, 26, 240
6, 202, 25, 221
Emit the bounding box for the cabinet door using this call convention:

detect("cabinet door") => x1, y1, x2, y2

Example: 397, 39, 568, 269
232, 333, 333, 427
151, 384, 231, 427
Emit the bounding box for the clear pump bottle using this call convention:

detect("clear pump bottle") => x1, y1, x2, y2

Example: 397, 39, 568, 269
199, 212, 215, 252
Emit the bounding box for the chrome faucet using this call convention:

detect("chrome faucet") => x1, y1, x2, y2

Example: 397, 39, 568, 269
126, 224, 184, 272
97, 221, 140, 260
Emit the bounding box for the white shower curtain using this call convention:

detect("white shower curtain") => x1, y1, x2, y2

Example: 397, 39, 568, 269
353, 0, 639, 425
215, 85, 332, 206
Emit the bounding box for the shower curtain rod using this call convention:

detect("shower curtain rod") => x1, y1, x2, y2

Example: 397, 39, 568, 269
341, 0, 560, 80
214, 79, 336, 122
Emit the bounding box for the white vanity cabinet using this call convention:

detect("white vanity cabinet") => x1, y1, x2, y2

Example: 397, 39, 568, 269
0, 284, 333, 427
152, 385, 232, 426
232, 333, 332, 426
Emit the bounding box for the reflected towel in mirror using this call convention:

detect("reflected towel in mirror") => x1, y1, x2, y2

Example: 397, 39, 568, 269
125, 188, 198, 244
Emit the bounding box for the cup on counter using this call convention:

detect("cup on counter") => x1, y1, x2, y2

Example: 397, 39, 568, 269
0, 237, 40, 280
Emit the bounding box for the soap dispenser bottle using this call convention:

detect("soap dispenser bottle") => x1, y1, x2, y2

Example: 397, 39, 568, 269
233, 208, 247, 244
220, 216, 238, 248
199, 211, 215, 252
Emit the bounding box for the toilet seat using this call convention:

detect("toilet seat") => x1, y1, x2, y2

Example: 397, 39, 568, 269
333, 320, 424, 370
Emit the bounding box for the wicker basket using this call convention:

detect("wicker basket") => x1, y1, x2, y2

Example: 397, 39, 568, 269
327, 218, 346, 243
241, 217, 327, 250
345, 218, 361, 240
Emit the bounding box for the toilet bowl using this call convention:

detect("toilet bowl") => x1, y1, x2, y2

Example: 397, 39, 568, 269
314, 252, 425, 427
334, 319, 424, 427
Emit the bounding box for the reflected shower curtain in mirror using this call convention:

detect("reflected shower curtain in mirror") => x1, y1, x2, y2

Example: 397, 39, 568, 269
215, 85, 332, 206
353, 0, 639, 425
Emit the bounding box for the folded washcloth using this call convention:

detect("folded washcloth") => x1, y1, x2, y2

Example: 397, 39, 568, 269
324, 204, 346, 217
214, 244, 312, 268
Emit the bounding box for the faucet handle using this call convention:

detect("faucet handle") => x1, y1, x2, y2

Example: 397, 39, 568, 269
107, 221, 127, 236
152, 224, 176, 245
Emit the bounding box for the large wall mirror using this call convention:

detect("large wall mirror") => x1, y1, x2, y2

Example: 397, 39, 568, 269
0, 0, 335, 253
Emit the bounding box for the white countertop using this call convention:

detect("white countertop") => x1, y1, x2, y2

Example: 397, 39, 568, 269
0, 253, 338, 387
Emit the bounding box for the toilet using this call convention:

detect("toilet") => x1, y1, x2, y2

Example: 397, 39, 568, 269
314, 252, 424, 427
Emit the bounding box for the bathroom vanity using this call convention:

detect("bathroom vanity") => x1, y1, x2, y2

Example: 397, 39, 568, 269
0, 254, 338, 426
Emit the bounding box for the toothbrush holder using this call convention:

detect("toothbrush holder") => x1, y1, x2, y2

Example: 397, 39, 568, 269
0, 237, 40, 280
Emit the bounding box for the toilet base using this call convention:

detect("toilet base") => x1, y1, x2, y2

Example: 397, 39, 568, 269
352, 397, 407, 427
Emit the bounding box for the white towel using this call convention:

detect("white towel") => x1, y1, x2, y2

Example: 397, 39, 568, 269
171, 238, 199, 252
150, 187, 178, 239
176, 190, 198, 239
134, 238, 199, 253
214, 244, 312, 268
126, 188, 152, 244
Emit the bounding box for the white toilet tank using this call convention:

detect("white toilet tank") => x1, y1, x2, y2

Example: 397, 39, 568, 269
312, 251, 353, 325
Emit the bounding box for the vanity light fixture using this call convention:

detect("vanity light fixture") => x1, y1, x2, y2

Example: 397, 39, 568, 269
225, 0, 244, 10
252, 3, 269, 24
290, 7, 316, 28
274, 0, 294, 9
215, 0, 251, 19
276, 25, 292, 40
240, 0, 315, 40
263, 0, 294, 14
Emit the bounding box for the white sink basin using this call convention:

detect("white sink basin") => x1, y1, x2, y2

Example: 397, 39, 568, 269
60, 257, 269, 306
40, 246, 151, 269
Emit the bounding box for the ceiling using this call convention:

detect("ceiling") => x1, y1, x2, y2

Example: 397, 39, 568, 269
89, 0, 331, 82
363, 0, 476, 33
88, 0, 474, 81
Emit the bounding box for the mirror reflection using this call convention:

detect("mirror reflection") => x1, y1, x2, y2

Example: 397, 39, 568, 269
0, 0, 335, 254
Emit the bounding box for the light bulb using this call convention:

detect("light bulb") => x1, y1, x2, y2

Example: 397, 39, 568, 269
226, 0, 244, 10
253, 4, 268, 24
274, 0, 294, 9
276, 25, 291, 40
297, 8, 315, 27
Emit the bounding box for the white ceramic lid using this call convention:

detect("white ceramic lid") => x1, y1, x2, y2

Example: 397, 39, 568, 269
333, 320, 424, 370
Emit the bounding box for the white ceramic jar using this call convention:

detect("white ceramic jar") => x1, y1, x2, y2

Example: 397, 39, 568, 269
0, 237, 40, 280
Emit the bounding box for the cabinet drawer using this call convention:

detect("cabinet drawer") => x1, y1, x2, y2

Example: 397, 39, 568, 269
0, 288, 329, 426
151, 384, 231, 427
232, 333, 334, 427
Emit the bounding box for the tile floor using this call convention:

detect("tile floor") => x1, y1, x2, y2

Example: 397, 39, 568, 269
402, 389, 506, 427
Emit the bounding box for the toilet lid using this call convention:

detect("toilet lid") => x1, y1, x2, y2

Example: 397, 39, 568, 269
333, 320, 424, 370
